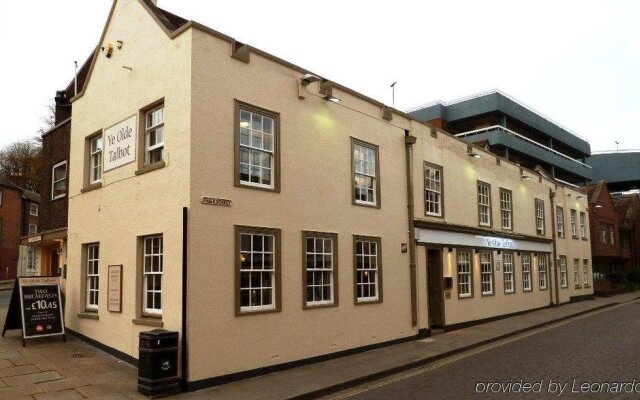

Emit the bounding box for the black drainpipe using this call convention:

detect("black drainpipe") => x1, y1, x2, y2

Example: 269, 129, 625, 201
180, 207, 189, 391
549, 189, 559, 306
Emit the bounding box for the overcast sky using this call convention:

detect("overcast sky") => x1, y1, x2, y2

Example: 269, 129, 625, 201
1, 1, 638, 153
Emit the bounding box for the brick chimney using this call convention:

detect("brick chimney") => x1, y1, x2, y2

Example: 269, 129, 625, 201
54, 90, 71, 125
8, 172, 26, 189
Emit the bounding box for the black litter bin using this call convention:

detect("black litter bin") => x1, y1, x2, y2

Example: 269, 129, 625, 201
138, 329, 180, 397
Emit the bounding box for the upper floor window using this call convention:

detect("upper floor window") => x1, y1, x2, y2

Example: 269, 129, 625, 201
570, 209, 577, 238
556, 206, 564, 239
26, 247, 37, 273
29, 203, 38, 216
499, 189, 512, 230
352, 139, 380, 207
236, 102, 279, 191
90, 135, 103, 184
478, 181, 491, 227
425, 163, 443, 217
28, 224, 37, 235
579, 212, 586, 238
51, 161, 67, 200
535, 199, 545, 235
609, 227, 615, 245
145, 105, 164, 165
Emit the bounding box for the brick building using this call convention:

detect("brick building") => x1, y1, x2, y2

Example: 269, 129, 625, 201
585, 181, 629, 294
612, 192, 640, 273
20, 56, 90, 282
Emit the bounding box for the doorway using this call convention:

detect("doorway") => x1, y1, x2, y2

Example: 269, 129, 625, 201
50, 248, 60, 277
427, 248, 445, 328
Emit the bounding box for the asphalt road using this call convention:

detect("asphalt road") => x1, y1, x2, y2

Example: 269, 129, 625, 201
330, 301, 640, 400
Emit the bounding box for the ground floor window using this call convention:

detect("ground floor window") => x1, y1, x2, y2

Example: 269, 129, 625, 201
522, 253, 532, 292
354, 236, 382, 303
503, 253, 515, 294
86, 244, 99, 310
559, 256, 568, 288
538, 255, 548, 289
583, 259, 589, 286
457, 250, 472, 298
480, 252, 493, 295
304, 232, 337, 307
143, 235, 163, 315
237, 227, 280, 313
573, 258, 580, 286
26, 247, 37, 273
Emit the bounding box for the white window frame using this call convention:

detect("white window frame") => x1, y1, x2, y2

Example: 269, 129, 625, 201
89, 135, 103, 184
480, 252, 493, 295
355, 238, 380, 303
143, 235, 163, 316
145, 105, 165, 166
503, 253, 515, 294
556, 206, 564, 238
239, 232, 276, 312
500, 189, 512, 230
570, 210, 577, 237
425, 163, 442, 217
239, 107, 276, 189
304, 234, 335, 307
579, 212, 586, 238
583, 259, 589, 286
538, 255, 548, 289
29, 203, 38, 216
26, 247, 37, 273
609, 228, 615, 245
353, 142, 378, 206
86, 244, 99, 311
51, 160, 68, 200
522, 253, 532, 292
535, 199, 545, 235
559, 256, 568, 288
457, 250, 472, 298
573, 258, 580, 286
478, 182, 491, 227
28, 224, 37, 235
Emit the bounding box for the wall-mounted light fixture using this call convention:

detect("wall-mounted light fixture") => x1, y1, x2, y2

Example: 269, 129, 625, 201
323, 94, 341, 103
567, 193, 572, 197
521, 175, 532, 180
595, 204, 603, 209
576, 195, 585, 200
468, 152, 482, 159
448, 247, 453, 253
300, 73, 320, 86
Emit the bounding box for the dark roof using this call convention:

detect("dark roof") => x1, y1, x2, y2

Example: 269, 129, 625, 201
22, 190, 40, 203
587, 151, 640, 186
0, 176, 40, 202
143, 0, 188, 32
0, 176, 24, 192
583, 181, 605, 204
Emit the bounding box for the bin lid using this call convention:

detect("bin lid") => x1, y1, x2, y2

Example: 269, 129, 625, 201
139, 329, 179, 339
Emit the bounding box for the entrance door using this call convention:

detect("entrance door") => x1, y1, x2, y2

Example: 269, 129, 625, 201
427, 248, 445, 328
51, 248, 60, 277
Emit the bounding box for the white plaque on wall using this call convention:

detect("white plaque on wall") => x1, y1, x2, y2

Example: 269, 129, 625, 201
104, 115, 137, 172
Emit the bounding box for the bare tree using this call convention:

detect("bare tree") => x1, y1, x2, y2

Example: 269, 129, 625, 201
36, 100, 56, 137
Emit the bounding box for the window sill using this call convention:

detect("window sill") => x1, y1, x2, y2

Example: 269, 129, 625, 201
354, 298, 383, 305
235, 307, 280, 317
584, 284, 592, 288
135, 160, 166, 176
353, 201, 381, 210
303, 302, 338, 310
581, 237, 589, 241
81, 182, 102, 193
458, 295, 473, 300
132, 318, 164, 327
574, 285, 582, 289
77, 312, 99, 320
572, 236, 579, 240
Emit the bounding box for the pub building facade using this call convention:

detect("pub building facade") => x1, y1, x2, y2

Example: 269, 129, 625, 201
64, 0, 594, 390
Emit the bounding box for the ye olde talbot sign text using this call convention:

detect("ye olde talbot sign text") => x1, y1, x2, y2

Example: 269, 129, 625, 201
202, 197, 232, 207
104, 115, 137, 172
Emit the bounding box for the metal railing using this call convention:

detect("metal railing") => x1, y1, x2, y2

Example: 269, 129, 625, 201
455, 125, 592, 169
591, 149, 640, 155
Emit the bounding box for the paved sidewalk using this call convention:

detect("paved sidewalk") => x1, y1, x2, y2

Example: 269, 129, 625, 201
182, 292, 640, 400
0, 308, 143, 400
0, 293, 637, 399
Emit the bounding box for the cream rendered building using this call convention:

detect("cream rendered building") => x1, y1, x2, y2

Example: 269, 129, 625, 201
65, 0, 593, 390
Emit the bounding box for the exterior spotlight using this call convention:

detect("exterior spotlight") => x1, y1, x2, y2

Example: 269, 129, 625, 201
468, 152, 482, 159
595, 204, 603, 209
323, 95, 341, 103
521, 175, 532, 180
567, 193, 572, 197
301, 73, 320, 85
576, 195, 585, 200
